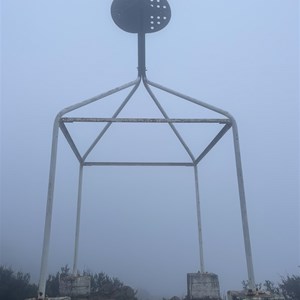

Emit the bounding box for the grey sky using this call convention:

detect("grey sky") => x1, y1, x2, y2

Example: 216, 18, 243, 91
1, 0, 299, 297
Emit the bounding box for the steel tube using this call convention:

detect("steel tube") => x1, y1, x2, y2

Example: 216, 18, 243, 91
56, 79, 139, 117
146, 79, 232, 118
138, 33, 146, 76
82, 80, 141, 161
61, 117, 230, 124
72, 164, 84, 275
195, 124, 232, 164
59, 121, 82, 162
143, 79, 195, 162
38, 119, 60, 298
193, 165, 205, 272
83, 162, 193, 167
231, 119, 255, 290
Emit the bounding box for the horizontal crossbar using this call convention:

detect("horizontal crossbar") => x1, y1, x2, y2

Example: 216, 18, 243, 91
60, 117, 230, 124
83, 162, 194, 167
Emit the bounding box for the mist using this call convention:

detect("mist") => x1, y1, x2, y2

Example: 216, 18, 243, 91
1, 0, 299, 297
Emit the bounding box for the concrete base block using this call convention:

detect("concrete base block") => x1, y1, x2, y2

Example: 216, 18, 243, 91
227, 290, 284, 300
187, 272, 221, 300
59, 275, 91, 297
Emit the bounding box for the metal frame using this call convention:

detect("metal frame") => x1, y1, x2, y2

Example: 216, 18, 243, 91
38, 6, 255, 296
38, 75, 255, 296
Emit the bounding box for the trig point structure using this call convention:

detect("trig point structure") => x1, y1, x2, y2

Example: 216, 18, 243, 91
37, 0, 257, 299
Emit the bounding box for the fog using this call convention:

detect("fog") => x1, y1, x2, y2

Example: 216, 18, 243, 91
1, 0, 299, 298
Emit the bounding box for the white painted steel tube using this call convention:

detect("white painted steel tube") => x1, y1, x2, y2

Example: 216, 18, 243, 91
231, 119, 256, 290
38, 119, 60, 298
72, 164, 84, 275
143, 79, 195, 162
82, 80, 141, 161
194, 165, 205, 273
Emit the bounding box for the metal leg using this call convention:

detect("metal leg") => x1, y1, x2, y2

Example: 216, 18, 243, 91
72, 164, 84, 275
38, 118, 60, 298
194, 165, 205, 273
231, 119, 255, 290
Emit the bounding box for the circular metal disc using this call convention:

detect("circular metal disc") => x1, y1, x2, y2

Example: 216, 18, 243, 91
111, 0, 171, 34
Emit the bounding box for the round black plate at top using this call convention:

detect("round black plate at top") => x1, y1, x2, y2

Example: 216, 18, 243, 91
111, 0, 171, 34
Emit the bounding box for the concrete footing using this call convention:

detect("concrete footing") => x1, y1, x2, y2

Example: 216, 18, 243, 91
227, 290, 284, 300
187, 272, 221, 300
59, 275, 90, 298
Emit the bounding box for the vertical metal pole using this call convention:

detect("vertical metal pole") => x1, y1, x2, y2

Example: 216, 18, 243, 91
38, 118, 60, 298
231, 119, 255, 290
138, 32, 146, 77
73, 164, 84, 275
193, 165, 205, 273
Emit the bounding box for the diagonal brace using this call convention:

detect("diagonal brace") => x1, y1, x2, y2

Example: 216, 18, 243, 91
59, 121, 83, 163
195, 123, 232, 165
